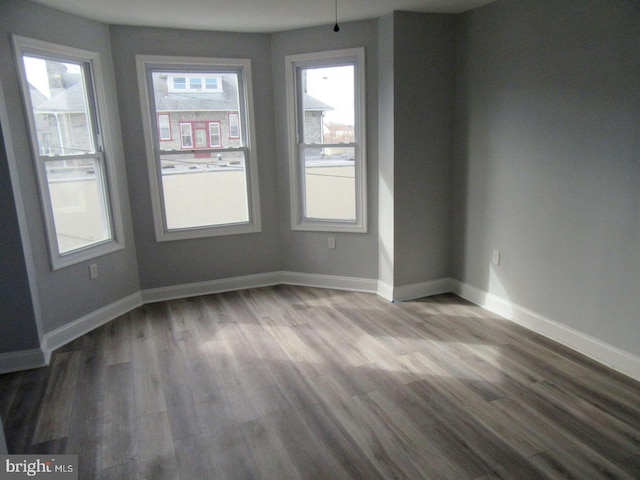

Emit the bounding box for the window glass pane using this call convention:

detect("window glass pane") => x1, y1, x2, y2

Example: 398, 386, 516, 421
301, 65, 354, 145
153, 72, 242, 150
23, 55, 95, 156
189, 77, 202, 89
180, 123, 192, 148
45, 157, 111, 253
209, 123, 221, 146
229, 112, 240, 138
172, 77, 186, 89
147, 67, 254, 231
160, 151, 248, 229
158, 114, 171, 140
302, 146, 355, 221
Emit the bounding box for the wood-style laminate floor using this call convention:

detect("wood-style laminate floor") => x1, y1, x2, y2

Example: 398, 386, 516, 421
1, 286, 639, 479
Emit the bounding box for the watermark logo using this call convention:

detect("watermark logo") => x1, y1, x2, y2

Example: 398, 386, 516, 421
0, 456, 77, 479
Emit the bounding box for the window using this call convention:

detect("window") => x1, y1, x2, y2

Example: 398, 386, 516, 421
205, 77, 220, 90
180, 122, 193, 148
168, 74, 223, 93
13, 35, 124, 269
158, 114, 171, 141
286, 48, 367, 232
209, 122, 221, 147
136, 55, 261, 240
171, 77, 187, 90
228, 112, 240, 139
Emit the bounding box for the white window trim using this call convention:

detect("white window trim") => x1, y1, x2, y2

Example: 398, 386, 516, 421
12, 35, 125, 270
285, 48, 367, 233
136, 55, 261, 241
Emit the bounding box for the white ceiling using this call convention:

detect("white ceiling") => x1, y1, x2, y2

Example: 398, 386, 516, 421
30, 0, 496, 33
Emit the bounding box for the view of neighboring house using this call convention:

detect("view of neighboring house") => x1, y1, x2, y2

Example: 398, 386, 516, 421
29, 62, 93, 157
152, 72, 243, 154
152, 71, 332, 155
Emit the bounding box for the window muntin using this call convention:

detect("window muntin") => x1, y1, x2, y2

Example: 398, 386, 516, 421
136, 55, 261, 240
286, 48, 366, 232
14, 36, 124, 268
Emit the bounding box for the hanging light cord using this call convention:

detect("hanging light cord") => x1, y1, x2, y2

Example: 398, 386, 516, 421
334, 0, 340, 32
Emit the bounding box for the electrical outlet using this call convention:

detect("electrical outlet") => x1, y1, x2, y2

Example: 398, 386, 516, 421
328, 237, 336, 249
492, 249, 501, 266
89, 263, 99, 279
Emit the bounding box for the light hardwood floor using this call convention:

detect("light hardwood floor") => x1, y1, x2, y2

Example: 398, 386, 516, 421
1, 286, 639, 479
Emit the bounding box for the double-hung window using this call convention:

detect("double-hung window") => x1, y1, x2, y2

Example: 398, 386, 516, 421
286, 48, 367, 232
13, 35, 124, 269
136, 55, 261, 240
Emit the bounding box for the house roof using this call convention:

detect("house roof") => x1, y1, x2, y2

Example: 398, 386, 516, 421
303, 94, 333, 112
153, 73, 241, 112
30, 71, 333, 114
33, 82, 87, 113
152, 72, 332, 113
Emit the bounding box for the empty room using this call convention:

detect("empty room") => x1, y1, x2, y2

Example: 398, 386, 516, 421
0, 0, 638, 478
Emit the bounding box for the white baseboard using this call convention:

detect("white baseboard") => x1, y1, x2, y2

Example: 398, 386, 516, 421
0, 348, 49, 374
377, 277, 455, 302
280, 271, 378, 293
141, 271, 282, 303
43, 292, 143, 353
377, 280, 394, 301
142, 271, 379, 304
451, 280, 640, 383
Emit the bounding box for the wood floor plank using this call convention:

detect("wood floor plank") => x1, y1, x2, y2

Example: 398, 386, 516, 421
66, 329, 107, 478
101, 362, 136, 470
156, 346, 205, 441
132, 311, 167, 416
241, 415, 303, 480
2, 287, 640, 480
32, 350, 82, 443
97, 460, 139, 480
529, 445, 638, 480
137, 412, 179, 480
103, 312, 133, 366
297, 403, 386, 480
174, 432, 218, 479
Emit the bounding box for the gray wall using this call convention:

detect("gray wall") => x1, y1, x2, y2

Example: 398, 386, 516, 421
377, 12, 454, 291
0, 0, 139, 337
110, 26, 282, 290
391, 12, 455, 287
452, 0, 640, 356
377, 14, 395, 287
271, 21, 380, 279
0, 118, 39, 352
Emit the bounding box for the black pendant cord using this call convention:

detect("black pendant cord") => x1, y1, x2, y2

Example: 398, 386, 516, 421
333, 0, 340, 32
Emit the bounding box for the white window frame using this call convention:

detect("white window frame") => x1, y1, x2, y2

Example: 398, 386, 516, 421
12, 35, 124, 270
285, 48, 367, 233
136, 55, 261, 241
